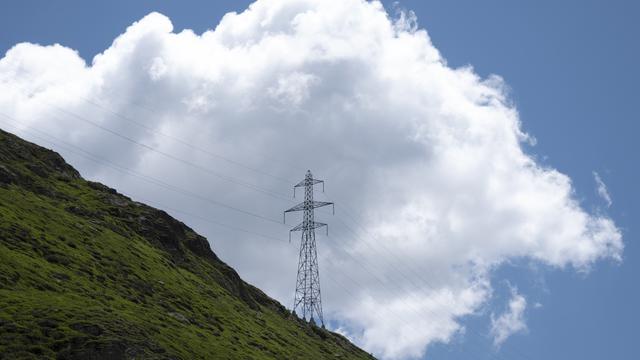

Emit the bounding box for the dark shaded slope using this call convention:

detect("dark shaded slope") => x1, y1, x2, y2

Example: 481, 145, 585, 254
0, 129, 373, 360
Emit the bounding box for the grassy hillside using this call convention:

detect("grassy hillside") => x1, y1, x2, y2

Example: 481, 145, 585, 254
0, 129, 373, 360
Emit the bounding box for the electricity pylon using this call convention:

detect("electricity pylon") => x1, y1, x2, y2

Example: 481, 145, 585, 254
284, 170, 334, 327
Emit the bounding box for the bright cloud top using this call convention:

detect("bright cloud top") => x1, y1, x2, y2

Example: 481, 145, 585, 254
0, 0, 623, 358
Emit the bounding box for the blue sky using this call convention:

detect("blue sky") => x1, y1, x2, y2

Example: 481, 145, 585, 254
1, 1, 638, 359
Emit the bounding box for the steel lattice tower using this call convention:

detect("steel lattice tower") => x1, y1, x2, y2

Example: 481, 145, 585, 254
284, 170, 334, 327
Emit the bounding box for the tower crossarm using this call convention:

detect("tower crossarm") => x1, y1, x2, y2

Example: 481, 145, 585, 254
283, 201, 334, 222
294, 178, 323, 188
292, 173, 325, 197
285, 201, 333, 213
288, 221, 328, 242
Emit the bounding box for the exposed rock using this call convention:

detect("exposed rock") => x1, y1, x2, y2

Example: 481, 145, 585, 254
0, 164, 17, 185
70, 323, 104, 337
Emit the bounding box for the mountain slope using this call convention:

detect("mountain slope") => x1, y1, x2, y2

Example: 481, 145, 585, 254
0, 129, 373, 360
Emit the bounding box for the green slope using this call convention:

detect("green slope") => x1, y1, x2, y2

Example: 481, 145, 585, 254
0, 129, 373, 360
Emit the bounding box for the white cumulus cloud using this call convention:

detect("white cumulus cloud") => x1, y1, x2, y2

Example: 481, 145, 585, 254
0, 0, 623, 358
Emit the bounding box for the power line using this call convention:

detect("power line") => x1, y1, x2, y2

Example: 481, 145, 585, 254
1, 96, 533, 358
0, 114, 522, 360
0, 118, 477, 358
